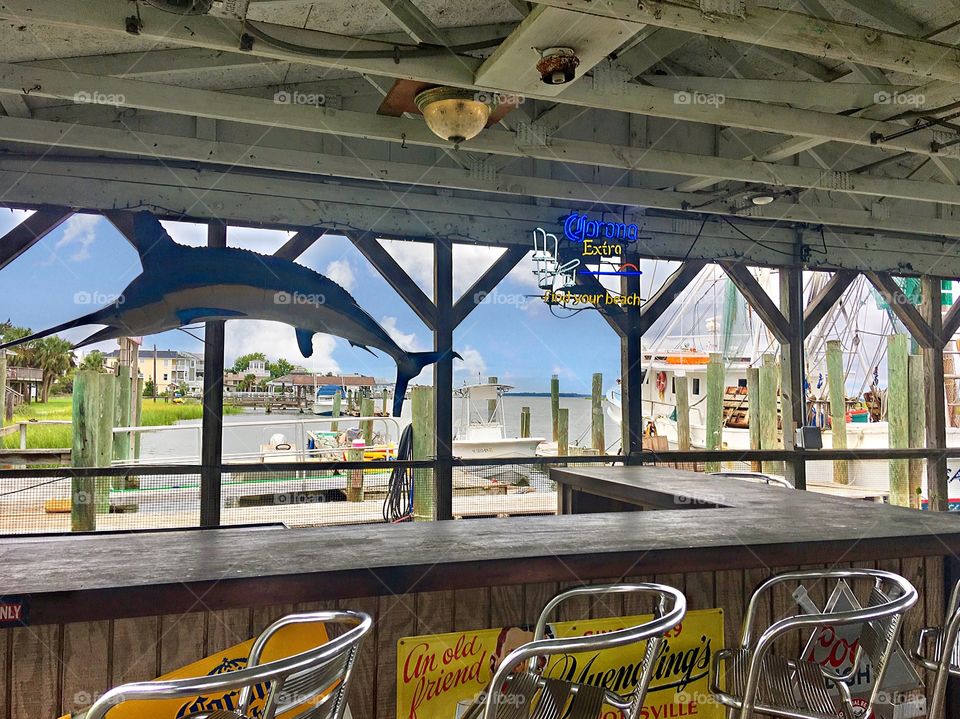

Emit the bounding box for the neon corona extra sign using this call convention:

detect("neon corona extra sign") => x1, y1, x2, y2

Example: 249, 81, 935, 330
563, 213, 640, 243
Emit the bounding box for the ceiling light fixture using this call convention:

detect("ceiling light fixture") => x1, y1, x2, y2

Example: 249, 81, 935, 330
415, 87, 495, 145
750, 193, 776, 206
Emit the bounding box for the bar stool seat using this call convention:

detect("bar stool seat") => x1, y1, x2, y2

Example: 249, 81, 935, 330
489, 672, 607, 719
716, 648, 845, 719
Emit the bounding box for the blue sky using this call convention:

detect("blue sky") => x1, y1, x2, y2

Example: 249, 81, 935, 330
0, 210, 643, 394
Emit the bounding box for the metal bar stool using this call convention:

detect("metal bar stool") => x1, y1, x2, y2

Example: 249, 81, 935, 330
710, 569, 917, 719
84, 610, 372, 719
462, 582, 686, 719
912, 578, 960, 719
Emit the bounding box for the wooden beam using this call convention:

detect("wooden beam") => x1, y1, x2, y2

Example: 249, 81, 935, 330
572, 271, 627, 337
531, 0, 960, 85
922, 277, 948, 511
803, 270, 859, 338
640, 261, 707, 334
621, 243, 643, 460
434, 238, 454, 521
942, 300, 960, 347
719, 261, 791, 343
451, 246, 527, 327
0, 206, 73, 270
864, 271, 936, 348
780, 264, 807, 490
346, 232, 438, 330
200, 220, 227, 528
273, 228, 324, 261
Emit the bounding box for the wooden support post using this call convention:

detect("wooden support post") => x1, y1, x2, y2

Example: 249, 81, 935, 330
759, 353, 780, 475
18, 422, 25, 450
434, 238, 454, 521
112, 365, 132, 478
200, 220, 226, 527
71, 371, 99, 531
923, 277, 949, 511
550, 374, 560, 442
558, 407, 570, 457
520, 406, 531, 438
360, 397, 374, 447
888, 334, 910, 507
487, 376, 498, 422
675, 374, 691, 451
747, 367, 761, 472
331, 390, 341, 432
705, 353, 724, 472
621, 243, 644, 461
591, 372, 605, 453
411, 386, 435, 521
908, 352, 925, 508
132, 377, 143, 466
381, 388, 388, 416
345, 446, 365, 503
826, 340, 848, 485
780, 264, 807, 489
95, 372, 116, 515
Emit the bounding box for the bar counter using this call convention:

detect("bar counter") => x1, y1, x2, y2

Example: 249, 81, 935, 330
2, 466, 959, 718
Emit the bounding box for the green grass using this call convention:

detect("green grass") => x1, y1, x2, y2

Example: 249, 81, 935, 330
2, 396, 242, 449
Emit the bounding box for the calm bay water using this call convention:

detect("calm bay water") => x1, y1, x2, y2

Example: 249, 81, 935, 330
138, 395, 623, 461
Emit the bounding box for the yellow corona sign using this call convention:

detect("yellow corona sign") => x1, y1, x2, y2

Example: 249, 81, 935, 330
60, 623, 330, 719
397, 609, 723, 719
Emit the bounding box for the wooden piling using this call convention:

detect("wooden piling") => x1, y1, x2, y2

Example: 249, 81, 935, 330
381, 388, 388, 416
0, 348, 6, 427
887, 334, 910, 507
487, 376, 498, 422
908, 352, 925, 509
132, 378, 143, 466
360, 397, 374, 447
747, 367, 761, 471
112, 366, 132, 482
331, 390, 342, 432
591, 373, 605, 452
759, 353, 780, 474
411, 386, 435, 521
519, 406, 531, 438
551, 374, 560, 442
558, 407, 570, 457
345, 446, 365, 503
826, 340, 848, 485
675, 374, 691, 451
71, 371, 99, 531
705, 353, 724, 472
95, 373, 116, 514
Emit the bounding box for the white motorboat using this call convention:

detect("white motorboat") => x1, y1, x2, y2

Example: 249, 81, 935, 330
312, 384, 342, 415
453, 381, 545, 459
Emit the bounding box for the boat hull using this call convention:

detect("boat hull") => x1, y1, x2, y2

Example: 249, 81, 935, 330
453, 437, 546, 460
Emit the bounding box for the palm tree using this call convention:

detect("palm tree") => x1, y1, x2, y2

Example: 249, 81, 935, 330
35, 337, 75, 402
79, 351, 106, 372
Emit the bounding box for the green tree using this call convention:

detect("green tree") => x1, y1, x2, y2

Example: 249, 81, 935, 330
35, 337, 74, 402
238, 373, 258, 391
178, 381, 189, 397
143, 378, 155, 397
231, 352, 266, 374
268, 358, 294, 379
79, 350, 106, 372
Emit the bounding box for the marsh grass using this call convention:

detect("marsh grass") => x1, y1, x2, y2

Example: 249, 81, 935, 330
2, 396, 242, 449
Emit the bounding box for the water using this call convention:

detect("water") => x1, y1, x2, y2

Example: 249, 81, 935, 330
138, 394, 623, 461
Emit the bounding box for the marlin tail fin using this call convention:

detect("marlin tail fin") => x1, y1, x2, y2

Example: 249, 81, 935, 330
393, 350, 462, 416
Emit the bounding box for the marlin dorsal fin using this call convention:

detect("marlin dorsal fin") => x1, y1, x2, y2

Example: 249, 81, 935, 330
133, 211, 181, 266
296, 328, 315, 358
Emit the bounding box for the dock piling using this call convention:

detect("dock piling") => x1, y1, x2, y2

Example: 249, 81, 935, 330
759, 353, 780, 475
591, 373, 604, 452
360, 397, 374, 447
908, 352, 925, 508
747, 366, 761, 471
675, 374, 690, 451
826, 340, 848, 485
558, 407, 569, 457
550, 374, 560, 442
705, 353, 724, 472
887, 334, 910, 506
519, 406, 531, 438
331, 390, 341, 432
411, 386, 435, 521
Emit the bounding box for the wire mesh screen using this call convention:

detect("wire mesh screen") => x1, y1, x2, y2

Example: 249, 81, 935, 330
0, 469, 201, 534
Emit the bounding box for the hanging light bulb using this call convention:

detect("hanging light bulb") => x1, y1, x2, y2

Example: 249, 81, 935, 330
415, 87, 495, 144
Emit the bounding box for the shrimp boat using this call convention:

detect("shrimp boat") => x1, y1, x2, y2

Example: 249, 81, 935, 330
453, 381, 545, 459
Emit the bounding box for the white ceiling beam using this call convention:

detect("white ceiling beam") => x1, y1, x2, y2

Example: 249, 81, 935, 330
530, 0, 960, 84
476, 4, 637, 96
796, 0, 889, 85
748, 46, 847, 83
640, 76, 911, 109
22, 48, 274, 78
835, 0, 926, 37
0, 95, 30, 118
617, 27, 690, 77
0, 1, 946, 158
373, 0, 448, 46
5, 68, 960, 210
5, 116, 960, 237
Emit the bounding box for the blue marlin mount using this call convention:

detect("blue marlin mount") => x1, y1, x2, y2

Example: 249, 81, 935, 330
0, 212, 457, 416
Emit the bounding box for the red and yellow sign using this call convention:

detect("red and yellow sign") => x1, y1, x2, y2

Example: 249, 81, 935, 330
59, 622, 330, 719
397, 609, 723, 719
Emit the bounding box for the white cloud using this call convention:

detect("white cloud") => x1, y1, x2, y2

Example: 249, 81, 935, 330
380, 316, 425, 352
225, 320, 338, 371
54, 214, 101, 262
324, 259, 355, 291
159, 220, 206, 247
376, 239, 432, 293
455, 346, 486, 382
157, 221, 294, 253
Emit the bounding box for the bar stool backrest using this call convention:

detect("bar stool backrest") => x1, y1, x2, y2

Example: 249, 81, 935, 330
912, 578, 960, 719
480, 583, 687, 719
84, 610, 372, 719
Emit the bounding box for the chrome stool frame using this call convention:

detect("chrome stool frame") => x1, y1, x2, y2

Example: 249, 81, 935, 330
85, 610, 372, 719
465, 583, 686, 719
710, 569, 917, 719
912, 578, 960, 719
709, 471, 793, 488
